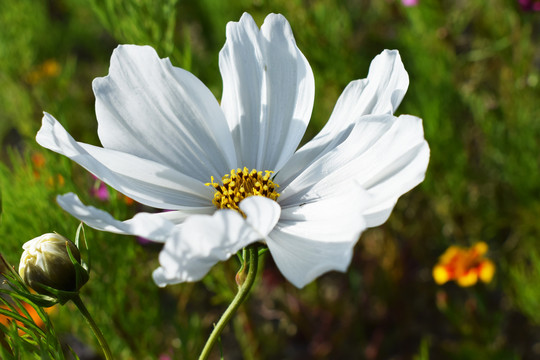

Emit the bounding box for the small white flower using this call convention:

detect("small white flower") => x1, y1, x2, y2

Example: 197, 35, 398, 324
37, 13, 429, 288
19, 233, 87, 294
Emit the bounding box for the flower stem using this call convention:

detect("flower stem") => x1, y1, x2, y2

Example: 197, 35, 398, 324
72, 295, 114, 360
198, 245, 260, 360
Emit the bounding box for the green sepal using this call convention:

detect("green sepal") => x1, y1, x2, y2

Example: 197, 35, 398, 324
1, 271, 59, 308
235, 248, 248, 287
258, 246, 269, 256
29, 283, 80, 306
65, 240, 90, 292
74, 222, 91, 275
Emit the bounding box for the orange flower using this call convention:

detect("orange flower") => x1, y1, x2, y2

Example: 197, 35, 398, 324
31, 153, 46, 169
122, 195, 135, 206
0, 300, 55, 335
31, 152, 65, 188
0, 260, 55, 335
433, 242, 495, 287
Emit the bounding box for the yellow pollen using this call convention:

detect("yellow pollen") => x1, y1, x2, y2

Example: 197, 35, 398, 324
206, 167, 280, 213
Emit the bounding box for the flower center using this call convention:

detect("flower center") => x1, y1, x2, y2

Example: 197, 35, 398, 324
206, 167, 280, 213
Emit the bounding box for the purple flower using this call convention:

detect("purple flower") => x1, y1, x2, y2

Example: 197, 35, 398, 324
519, 0, 540, 11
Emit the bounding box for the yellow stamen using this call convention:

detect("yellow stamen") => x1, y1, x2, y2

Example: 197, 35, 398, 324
206, 167, 280, 214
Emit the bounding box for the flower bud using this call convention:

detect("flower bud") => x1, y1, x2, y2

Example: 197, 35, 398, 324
19, 233, 88, 296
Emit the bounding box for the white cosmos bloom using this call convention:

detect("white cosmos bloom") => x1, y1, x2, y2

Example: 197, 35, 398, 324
37, 13, 429, 288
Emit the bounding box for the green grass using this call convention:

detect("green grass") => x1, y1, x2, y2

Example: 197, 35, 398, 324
0, 0, 539, 358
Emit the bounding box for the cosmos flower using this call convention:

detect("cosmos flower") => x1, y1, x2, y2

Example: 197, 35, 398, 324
433, 242, 495, 287
36, 13, 429, 288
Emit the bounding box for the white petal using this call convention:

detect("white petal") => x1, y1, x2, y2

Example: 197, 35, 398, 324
151, 207, 216, 225
278, 180, 369, 241
56, 193, 182, 242
275, 50, 409, 183
37, 113, 213, 209
240, 196, 281, 237
361, 165, 429, 225
267, 234, 355, 288
277, 114, 429, 227
219, 13, 314, 171
316, 49, 408, 141
348, 115, 429, 226
360, 199, 396, 227
153, 196, 281, 286
275, 121, 356, 192
326, 50, 409, 128
267, 182, 368, 288
94, 45, 236, 182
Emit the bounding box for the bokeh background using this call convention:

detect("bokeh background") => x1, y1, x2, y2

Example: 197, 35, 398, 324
1, 0, 539, 359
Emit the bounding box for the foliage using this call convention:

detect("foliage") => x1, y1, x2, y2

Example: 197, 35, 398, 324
0, 255, 69, 359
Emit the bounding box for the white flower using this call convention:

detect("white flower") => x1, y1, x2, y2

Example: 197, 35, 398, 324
19, 233, 87, 294
37, 13, 429, 288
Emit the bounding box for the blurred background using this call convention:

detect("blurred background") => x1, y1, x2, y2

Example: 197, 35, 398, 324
1, 0, 539, 358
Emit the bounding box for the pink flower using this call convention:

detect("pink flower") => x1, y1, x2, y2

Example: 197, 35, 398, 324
519, 0, 540, 11
402, 0, 418, 6
90, 175, 110, 201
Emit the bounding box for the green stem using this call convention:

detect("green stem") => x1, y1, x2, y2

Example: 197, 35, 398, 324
198, 245, 260, 360
72, 295, 114, 360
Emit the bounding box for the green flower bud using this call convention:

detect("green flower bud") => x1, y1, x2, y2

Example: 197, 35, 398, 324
19, 233, 88, 296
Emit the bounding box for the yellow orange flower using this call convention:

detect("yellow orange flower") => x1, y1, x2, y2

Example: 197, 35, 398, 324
26, 59, 61, 84
433, 242, 495, 287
